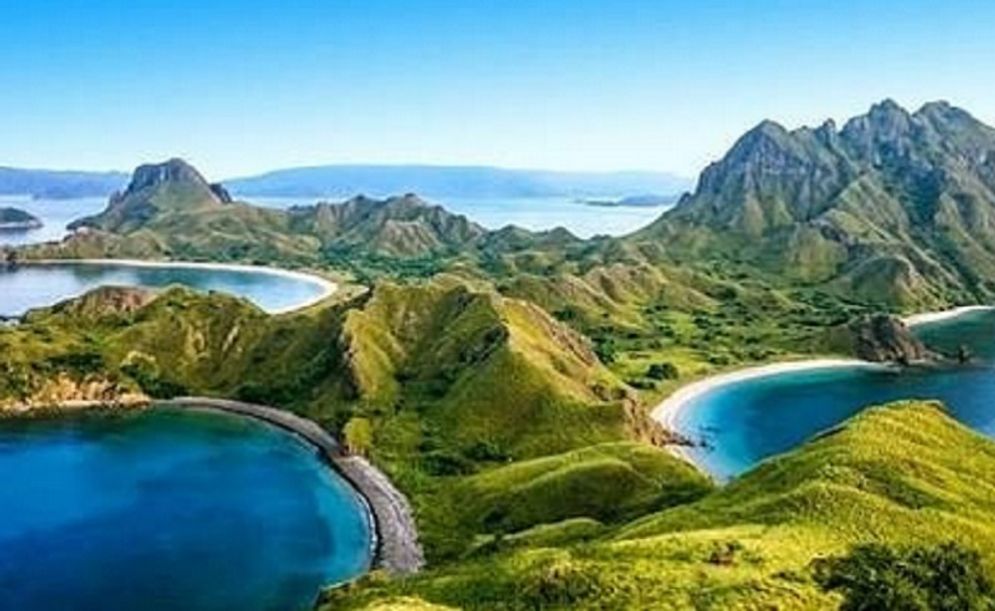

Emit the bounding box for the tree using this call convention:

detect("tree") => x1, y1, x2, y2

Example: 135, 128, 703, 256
343, 417, 374, 456
646, 362, 679, 380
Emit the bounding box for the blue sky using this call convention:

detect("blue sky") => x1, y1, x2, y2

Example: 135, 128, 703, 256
1, 0, 993, 179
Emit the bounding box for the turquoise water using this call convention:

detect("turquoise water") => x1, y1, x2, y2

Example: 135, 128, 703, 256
0, 263, 328, 317
0, 408, 372, 611
676, 309, 995, 480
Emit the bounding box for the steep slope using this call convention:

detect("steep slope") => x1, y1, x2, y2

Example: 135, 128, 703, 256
328, 401, 995, 610
634, 100, 995, 308
2, 279, 673, 562
339, 276, 664, 458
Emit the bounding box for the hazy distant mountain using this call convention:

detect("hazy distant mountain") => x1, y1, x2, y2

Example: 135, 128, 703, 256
633, 100, 995, 307
226, 165, 692, 199
0, 167, 127, 199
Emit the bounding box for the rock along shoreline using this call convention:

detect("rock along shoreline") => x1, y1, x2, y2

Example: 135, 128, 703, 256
159, 397, 424, 578
653, 304, 993, 476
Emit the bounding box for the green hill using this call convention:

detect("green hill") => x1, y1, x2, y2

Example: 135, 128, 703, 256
632, 100, 995, 308
1, 280, 678, 560
325, 400, 995, 610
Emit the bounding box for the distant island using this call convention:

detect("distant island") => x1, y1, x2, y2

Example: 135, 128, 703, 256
0, 167, 128, 200
225, 164, 692, 199
576, 193, 680, 208
0, 207, 42, 231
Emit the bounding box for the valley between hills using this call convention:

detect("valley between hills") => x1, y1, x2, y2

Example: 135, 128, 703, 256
7, 99, 995, 609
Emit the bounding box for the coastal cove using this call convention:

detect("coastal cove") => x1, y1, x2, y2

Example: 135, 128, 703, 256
0, 405, 373, 611
656, 306, 995, 480
0, 259, 337, 318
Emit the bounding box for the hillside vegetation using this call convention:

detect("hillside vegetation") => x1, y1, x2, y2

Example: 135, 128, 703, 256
0, 280, 678, 561
324, 401, 995, 610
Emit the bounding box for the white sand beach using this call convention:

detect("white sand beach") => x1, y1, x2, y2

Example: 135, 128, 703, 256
903, 305, 995, 328
25, 258, 338, 314
654, 304, 995, 470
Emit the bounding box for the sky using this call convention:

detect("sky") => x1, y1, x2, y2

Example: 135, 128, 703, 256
1, 0, 994, 180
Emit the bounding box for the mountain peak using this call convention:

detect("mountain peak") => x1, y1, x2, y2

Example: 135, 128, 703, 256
869, 98, 908, 115
128, 158, 208, 193
70, 158, 229, 232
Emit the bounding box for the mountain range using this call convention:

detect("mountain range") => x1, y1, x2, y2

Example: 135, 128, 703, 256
21, 99, 995, 314
634, 100, 995, 307
225, 165, 691, 199
0, 167, 128, 200
10, 100, 995, 610
0, 163, 691, 201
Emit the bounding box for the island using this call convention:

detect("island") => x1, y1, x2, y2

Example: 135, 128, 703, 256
0, 207, 42, 231
576, 193, 678, 207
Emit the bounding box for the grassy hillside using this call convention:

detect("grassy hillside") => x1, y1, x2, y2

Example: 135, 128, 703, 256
323, 401, 995, 609
1, 279, 680, 561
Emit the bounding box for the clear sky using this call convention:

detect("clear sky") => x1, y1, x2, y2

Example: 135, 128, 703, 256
1, 0, 994, 179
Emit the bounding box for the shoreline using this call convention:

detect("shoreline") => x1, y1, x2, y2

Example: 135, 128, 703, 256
20, 258, 339, 315
651, 359, 885, 468
161, 397, 424, 577
902, 305, 995, 328
653, 304, 992, 474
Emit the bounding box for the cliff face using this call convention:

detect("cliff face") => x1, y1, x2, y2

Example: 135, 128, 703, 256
634, 100, 995, 308
829, 314, 931, 364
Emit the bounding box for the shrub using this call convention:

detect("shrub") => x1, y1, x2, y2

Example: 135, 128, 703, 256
814, 542, 995, 611
646, 362, 679, 380
343, 417, 374, 456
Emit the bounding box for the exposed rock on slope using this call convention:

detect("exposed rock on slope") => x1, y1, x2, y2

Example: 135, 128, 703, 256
827, 314, 931, 363
634, 100, 995, 307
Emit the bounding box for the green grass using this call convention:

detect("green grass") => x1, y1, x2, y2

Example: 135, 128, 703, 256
324, 401, 995, 610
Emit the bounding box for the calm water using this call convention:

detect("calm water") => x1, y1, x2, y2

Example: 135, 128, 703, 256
0, 194, 668, 249
0, 263, 328, 317
677, 309, 995, 480
0, 408, 372, 611
0, 195, 106, 246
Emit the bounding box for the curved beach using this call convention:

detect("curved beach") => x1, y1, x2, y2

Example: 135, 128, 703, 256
652, 359, 884, 466
653, 305, 992, 471
23, 258, 339, 314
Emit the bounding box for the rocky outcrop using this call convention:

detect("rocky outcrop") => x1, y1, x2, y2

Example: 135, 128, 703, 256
829, 314, 932, 364
635, 100, 995, 307
1, 373, 148, 413
69, 158, 228, 233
